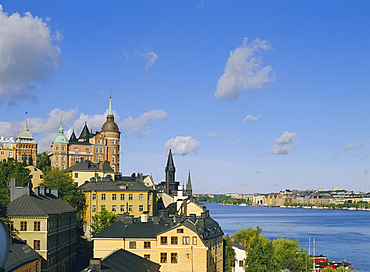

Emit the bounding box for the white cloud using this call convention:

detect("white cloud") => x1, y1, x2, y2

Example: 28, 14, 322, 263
138, 50, 158, 70
123, 110, 167, 135
165, 136, 200, 155
271, 131, 298, 155
0, 5, 62, 104
207, 131, 218, 138
215, 38, 275, 99
243, 114, 263, 124
345, 140, 368, 150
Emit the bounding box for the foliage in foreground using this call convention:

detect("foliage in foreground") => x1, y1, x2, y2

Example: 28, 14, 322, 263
233, 227, 312, 272
223, 235, 236, 272
91, 208, 118, 235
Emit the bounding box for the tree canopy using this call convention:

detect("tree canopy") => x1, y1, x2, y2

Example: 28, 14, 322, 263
91, 208, 118, 235
223, 235, 236, 272
36, 151, 51, 174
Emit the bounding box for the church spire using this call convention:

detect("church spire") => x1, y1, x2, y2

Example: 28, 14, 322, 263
22, 112, 29, 132
165, 149, 176, 194
186, 170, 192, 197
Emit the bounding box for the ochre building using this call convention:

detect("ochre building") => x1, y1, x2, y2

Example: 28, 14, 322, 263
49, 97, 120, 172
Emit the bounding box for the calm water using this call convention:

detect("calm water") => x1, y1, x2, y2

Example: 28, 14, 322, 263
205, 203, 370, 271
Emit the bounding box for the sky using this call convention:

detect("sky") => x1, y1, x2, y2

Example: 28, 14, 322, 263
0, 1, 370, 194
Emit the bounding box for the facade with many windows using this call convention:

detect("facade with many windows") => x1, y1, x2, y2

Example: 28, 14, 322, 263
78, 173, 157, 238
92, 209, 224, 272
7, 179, 77, 272
0, 114, 37, 166
49, 97, 120, 172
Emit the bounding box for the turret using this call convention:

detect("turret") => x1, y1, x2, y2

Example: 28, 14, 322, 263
165, 149, 175, 194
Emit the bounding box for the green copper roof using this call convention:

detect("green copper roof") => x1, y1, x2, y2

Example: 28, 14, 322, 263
53, 123, 69, 144
108, 96, 113, 115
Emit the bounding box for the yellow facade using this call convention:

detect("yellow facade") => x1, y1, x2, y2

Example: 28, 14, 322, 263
0, 137, 16, 162
10, 258, 41, 272
93, 224, 223, 272
26, 166, 44, 189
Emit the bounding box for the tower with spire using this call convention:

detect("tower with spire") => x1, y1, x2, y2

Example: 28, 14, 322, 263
49, 97, 121, 172
15, 113, 37, 166
185, 170, 193, 198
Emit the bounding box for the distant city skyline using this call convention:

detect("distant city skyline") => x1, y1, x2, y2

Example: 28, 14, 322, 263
0, 1, 369, 193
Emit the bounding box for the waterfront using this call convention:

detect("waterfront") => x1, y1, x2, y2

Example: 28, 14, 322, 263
205, 203, 370, 271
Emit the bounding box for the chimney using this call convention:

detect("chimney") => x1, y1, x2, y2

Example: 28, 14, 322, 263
89, 258, 102, 271
141, 212, 148, 223
10, 178, 31, 202
230, 237, 235, 242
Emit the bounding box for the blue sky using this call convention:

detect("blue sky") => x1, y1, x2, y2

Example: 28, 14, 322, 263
0, 1, 370, 193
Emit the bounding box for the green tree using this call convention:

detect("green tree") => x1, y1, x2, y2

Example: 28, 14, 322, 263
91, 208, 118, 235
234, 226, 263, 247
41, 168, 86, 228
36, 152, 51, 174
0, 159, 31, 206
245, 230, 274, 272
272, 238, 312, 272
223, 235, 236, 272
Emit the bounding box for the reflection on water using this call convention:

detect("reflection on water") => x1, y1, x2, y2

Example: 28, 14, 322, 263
205, 203, 370, 271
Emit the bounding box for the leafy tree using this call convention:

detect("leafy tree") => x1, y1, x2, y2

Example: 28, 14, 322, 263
272, 238, 312, 272
234, 226, 262, 247
36, 152, 51, 174
223, 235, 236, 272
91, 208, 118, 235
245, 228, 274, 272
41, 168, 86, 228
0, 159, 31, 206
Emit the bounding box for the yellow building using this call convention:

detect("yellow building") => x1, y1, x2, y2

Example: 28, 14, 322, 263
78, 173, 157, 238
92, 209, 224, 272
0, 115, 37, 166
49, 97, 120, 172
26, 165, 44, 189
66, 160, 115, 187
7, 179, 77, 272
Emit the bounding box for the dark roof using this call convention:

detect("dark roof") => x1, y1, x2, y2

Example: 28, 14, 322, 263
79, 123, 93, 140
78, 179, 153, 193
66, 160, 114, 173
94, 221, 169, 239
231, 241, 247, 251
4, 238, 41, 272
7, 193, 76, 217
165, 149, 175, 172
69, 131, 79, 143
83, 249, 160, 272
94, 211, 223, 243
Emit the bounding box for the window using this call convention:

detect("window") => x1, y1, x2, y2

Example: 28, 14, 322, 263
74, 148, 78, 152
55, 157, 58, 161
177, 229, 184, 233
61, 156, 65, 161
112, 156, 115, 163
92, 205, 96, 212
9, 151, 13, 158
112, 205, 117, 212
129, 194, 133, 200
239, 260, 244, 267
120, 194, 125, 200
74, 173, 78, 178
112, 139, 116, 144
61, 146, 65, 151
100, 148, 103, 153
144, 254, 150, 260
148, 205, 151, 212
148, 194, 152, 201
112, 194, 116, 200
120, 205, 125, 212
9, 221, 13, 231
160, 253, 167, 263
160, 236, 167, 245
86, 149, 89, 153
171, 253, 178, 263
171, 236, 178, 245
21, 221, 27, 231
92, 194, 96, 200
129, 241, 136, 249
98, 139, 102, 144
139, 194, 144, 200
34, 240, 40, 250
144, 241, 151, 249
34, 221, 40, 231
55, 146, 58, 151
128, 205, 133, 212
95, 148, 99, 153
101, 194, 106, 200
183, 236, 190, 245
193, 236, 197, 245
139, 205, 143, 212
112, 148, 115, 154
0, 151, 4, 155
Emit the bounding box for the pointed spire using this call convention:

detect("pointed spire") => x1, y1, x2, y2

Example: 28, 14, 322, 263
166, 149, 175, 171
186, 170, 192, 191
108, 96, 113, 116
